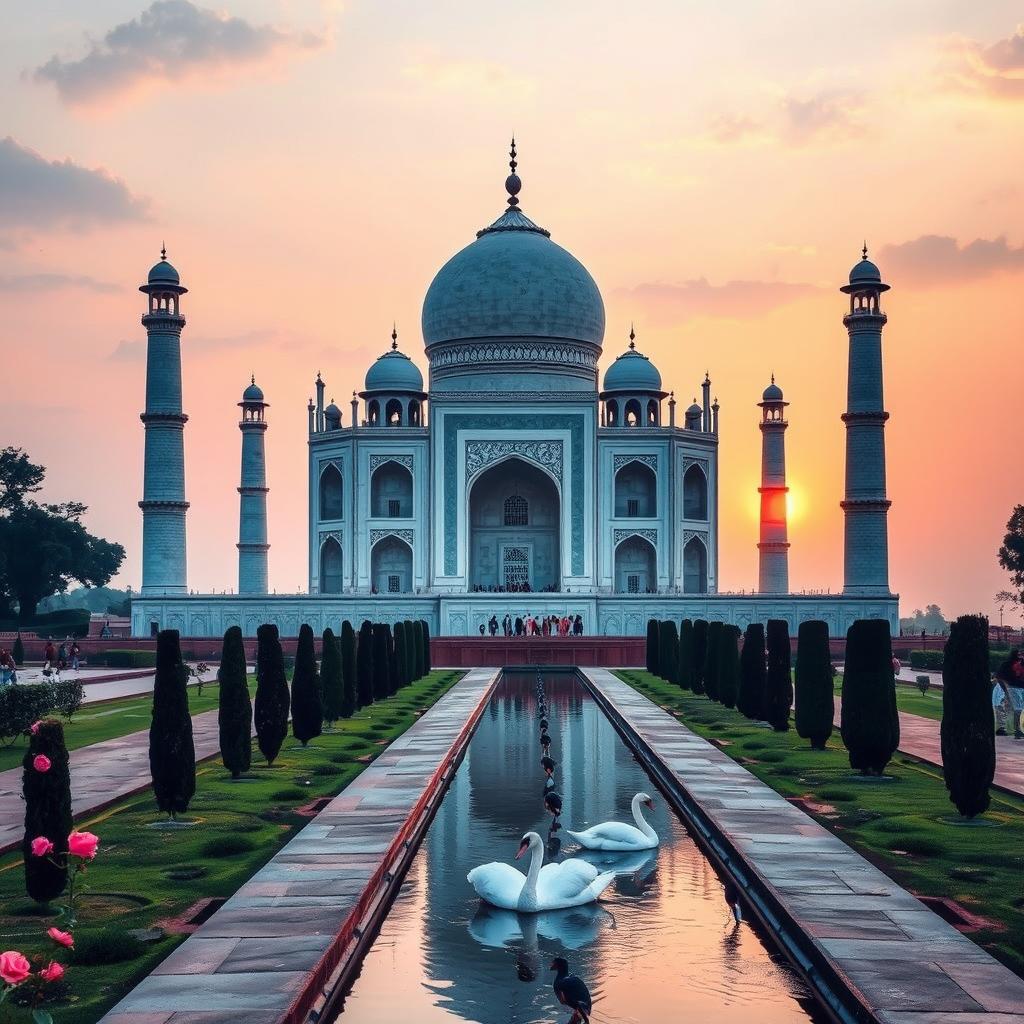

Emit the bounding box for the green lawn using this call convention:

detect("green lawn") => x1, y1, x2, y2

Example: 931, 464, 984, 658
833, 676, 945, 722
0, 682, 252, 774
0, 670, 462, 1024
618, 670, 1024, 979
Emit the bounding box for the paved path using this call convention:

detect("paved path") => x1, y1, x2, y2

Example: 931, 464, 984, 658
833, 699, 1024, 797
101, 667, 500, 1024
11, 664, 222, 704
583, 668, 1024, 1024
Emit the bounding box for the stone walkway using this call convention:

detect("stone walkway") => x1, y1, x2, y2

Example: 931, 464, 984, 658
100, 667, 500, 1024
583, 668, 1024, 1024
11, 663, 221, 704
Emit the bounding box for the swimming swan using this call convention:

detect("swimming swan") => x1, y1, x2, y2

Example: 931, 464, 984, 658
566, 792, 659, 852
467, 832, 616, 912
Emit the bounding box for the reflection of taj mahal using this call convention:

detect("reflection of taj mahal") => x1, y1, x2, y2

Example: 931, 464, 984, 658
131, 143, 898, 638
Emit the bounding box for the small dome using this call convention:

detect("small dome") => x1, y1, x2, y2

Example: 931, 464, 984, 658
148, 257, 180, 285
364, 333, 424, 393
242, 377, 264, 402
686, 401, 703, 416
602, 333, 662, 393
324, 401, 341, 420
762, 380, 783, 401
849, 257, 881, 285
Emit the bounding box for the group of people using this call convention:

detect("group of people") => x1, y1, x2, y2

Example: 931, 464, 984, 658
43, 639, 81, 674
994, 649, 1024, 738
0, 648, 16, 685
479, 613, 585, 637
471, 582, 561, 593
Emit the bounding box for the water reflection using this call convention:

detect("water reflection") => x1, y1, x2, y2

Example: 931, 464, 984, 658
338, 674, 825, 1024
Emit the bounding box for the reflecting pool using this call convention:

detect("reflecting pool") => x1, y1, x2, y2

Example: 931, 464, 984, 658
337, 673, 825, 1023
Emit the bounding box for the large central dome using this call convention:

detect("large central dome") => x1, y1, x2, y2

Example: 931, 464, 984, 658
422, 144, 605, 393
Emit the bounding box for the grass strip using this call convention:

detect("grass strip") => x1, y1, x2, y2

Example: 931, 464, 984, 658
0, 670, 462, 1024
618, 669, 1024, 979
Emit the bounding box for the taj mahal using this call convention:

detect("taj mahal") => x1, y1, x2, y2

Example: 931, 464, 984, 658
130, 143, 898, 638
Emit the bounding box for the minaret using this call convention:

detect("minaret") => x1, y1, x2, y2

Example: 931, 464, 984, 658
139, 247, 189, 596
757, 376, 790, 593
237, 376, 269, 594
840, 246, 891, 595
701, 372, 711, 432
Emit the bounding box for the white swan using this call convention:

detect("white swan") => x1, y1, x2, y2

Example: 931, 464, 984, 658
566, 792, 659, 851
467, 832, 616, 912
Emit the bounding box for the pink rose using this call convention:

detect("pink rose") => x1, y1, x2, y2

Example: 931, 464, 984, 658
32, 754, 51, 773
30, 721, 41, 735
39, 961, 65, 983
47, 928, 73, 948
0, 950, 31, 986
67, 831, 99, 861
30, 837, 54, 858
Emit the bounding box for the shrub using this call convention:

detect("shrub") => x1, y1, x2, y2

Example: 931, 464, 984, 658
908, 650, 943, 671
200, 834, 257, 858
794, 620, 833, 749
422, 620, 431, 675
703, 622, 723, 701
941, 614, 995, 818
691, 619, 708, 695
394, 622, 409, 691
22, 718, 72, 903
841, 619, 900, 776
764, 619, 793, 731
738, 623, 766, 720
677, 619, 694, 691
97, 650, 157, 669
149, 630, 196, 816
717, 625, 741, 709
916, 675, 930, 695
50, 678, 83, 720
217, 626, 252, 779
645, 620, 660, 676
12, 634, 23, 666
320, 628, 343, 725
356, 620, 374, 708
340, 621, 357, 718
73, 928, 143, 965
659, 620, 679, 684
372, 624, 391, 701
254, 624, 289, 766
0, 686, 53, 745
412, 620, 425, 681
290, 624, 322, 746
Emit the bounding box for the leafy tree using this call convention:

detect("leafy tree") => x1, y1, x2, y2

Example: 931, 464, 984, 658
395, 622, 409, 691
677, 619, 694, 691
764, 619, 793, 731
841, 619, 900, 775
422, 620, 432, 674
0, 447, 44, 512
659, 620, 679, 684
22, 718, 71, 903
794, 620, 833, 749
898, 604, 949, 636
372, 624, 391, 701
321, 628, 343, 725
717, 625, 741, 709
356, 620, 374, 707
254, 623, 289, 765
691, 619, 708, 695
217, 626, 252, 778
941, 614, 995, 818
149, 629, 196, 816
738, 623, 766, 720
703, 622, 723, 701
290, 624, 322, 746
645, 619, 660, 676
998, 505, 1024, 602
340, 620, 357, 717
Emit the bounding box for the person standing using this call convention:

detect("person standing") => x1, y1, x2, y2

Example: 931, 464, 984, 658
503, 613, 512, 637
1010, 656, 1024, 740
43, 639, 56, 671
70, 641, 81, 672
994, 650, 1020, 737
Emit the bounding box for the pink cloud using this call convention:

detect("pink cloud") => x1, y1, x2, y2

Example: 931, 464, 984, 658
879, 234, 1024, 286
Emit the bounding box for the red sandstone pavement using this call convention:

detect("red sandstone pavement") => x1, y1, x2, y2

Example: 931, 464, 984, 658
833, 699, 1024, 797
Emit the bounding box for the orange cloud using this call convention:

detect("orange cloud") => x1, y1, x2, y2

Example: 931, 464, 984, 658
945, 23, 1024, 99
879, 235, 1024, 287
704, 90, 868, 147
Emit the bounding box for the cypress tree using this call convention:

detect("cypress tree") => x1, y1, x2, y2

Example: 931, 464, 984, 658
718, 625, 741, 709
340, 620, 357, 716
12, 633, 24, 666
677, 619, 694, 691
403, 619, 416, 685
321, 628, 343, 725
149, 629, 196, 815
764, 619, 793, 731
356, 619, 374, 707
395, 622, 409, 691
290, 624, 322, 746
703, 622, 723, 701
841, 619, 900, 775
645, 619, 660, 676
422, 620, 432, 675
794, 620, 834, 749
372, 624, 391, 700
941, 615, 995, 818
412, 620, 425, 681
254, 623, 290, 765
691, 619, 708, 695
738, 623, 766, 720
659, 620, 679, 684
22, 718, 71, 903
217, 626, 251, 778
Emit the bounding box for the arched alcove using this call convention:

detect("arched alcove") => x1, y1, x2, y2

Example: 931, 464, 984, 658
646, 399, 659, 425
367, 400, 380, 427
624, 399, 641, 427
606, 399, 619, 427
371, 535, 412, 593
614, 461, 656, 517
319, 463, 343, 520
683, 536, 708, 593
409, 399, 421, 426
614, 535, 656, 593
683, 464, 708, 520
468, 457, 560, 591
371, 461, 413, 517
320, 537, 343, 593
385, 398, 403, 426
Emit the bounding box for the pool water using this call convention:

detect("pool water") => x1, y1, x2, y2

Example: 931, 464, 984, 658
336, 673, 825, 1023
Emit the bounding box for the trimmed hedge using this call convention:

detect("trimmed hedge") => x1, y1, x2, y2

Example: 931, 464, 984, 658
96, 650, 157, 669
356, 620, 374, 708
646, 620, 660, 676
217, 626, 251, 779
422, 620, 431, 675
22, 718, 72, 903
254, 624, 289, 766
321, 628, 343, 725
794, 620, 833, 749
765, 619, 793, 731
290, 623, 322, 746
717, 625, 741, 709
677, 619, 694, 691
738, 623, 766, 720
149, 630, 196, 816
691, 619, 708, 695
0, 679, 84, 745
340, 621, 357, 718
659, 620, 679, 684
841, 619, 900, 776
910, 648, 1007, 673
704, 622, 723, 702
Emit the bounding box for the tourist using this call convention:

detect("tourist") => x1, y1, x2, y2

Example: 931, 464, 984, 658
488, 614, 498, 636
514, 616, 524, 637
1010, 656, 1024, 740
478, 623, 485, 636
0, 649, 13, 685
70, 641, 81, 672
502, 613, 512, 637
994, 651, 1019, 737
43, 639, 56, 671
574, 614, 584, 636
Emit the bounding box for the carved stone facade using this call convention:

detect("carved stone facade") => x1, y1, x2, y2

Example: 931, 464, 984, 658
466, 440, 564, 483
613, 454, 658, 474
369, 454, 413, 473
613, 528, 658, 546
369, 528, 414, 547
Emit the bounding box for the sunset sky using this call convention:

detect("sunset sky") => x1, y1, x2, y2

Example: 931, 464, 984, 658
3, 1, 1024, 621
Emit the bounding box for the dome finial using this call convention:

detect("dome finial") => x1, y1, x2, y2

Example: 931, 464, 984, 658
391, 323, 398, 350
251, 373, 256, 386
505, 135, 521, 208
771, 372, 775, 384
628, 322, 635, 349
862, 240, 868, 260
160, 241, 167, 261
